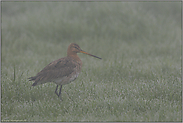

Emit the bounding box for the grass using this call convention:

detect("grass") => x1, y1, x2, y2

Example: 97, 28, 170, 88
1, 1, 182, 122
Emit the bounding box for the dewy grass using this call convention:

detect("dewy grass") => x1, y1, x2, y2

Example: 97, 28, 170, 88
1, 2, 181, 122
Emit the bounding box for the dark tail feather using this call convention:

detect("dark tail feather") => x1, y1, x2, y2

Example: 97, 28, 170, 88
28, 76, 37, 86
28, 76, 36, 81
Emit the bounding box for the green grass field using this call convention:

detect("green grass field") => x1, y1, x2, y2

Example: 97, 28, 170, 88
1, 1, 182, 122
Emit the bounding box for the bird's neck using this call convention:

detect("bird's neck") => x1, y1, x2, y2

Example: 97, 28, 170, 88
67, 53, 81, 63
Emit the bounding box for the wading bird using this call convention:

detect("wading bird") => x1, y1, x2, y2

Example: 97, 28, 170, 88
28, 43, 101, 100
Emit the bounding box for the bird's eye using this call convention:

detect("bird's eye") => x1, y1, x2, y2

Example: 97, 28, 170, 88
74, 46, 79, 49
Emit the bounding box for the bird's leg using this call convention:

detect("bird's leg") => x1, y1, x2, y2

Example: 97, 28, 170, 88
55, 85, 59, 97
58, 85, 62, 100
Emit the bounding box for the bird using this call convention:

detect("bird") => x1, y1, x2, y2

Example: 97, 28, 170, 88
28, 43, 101, 100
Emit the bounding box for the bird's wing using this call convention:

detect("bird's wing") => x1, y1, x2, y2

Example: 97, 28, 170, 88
29, 57, 77, 83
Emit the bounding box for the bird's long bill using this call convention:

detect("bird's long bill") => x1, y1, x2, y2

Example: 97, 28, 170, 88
80, 50, 102, 59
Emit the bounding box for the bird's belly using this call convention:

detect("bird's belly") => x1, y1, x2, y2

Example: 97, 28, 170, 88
69, 72, 80, 82
54, 72, 80, 85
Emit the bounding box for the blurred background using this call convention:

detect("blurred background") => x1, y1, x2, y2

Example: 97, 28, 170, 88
1, 2, 182, 122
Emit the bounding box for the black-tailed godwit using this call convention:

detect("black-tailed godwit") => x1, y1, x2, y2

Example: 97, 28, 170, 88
28, 43, 101, 100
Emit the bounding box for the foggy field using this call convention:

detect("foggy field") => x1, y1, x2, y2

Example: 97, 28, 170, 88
1, 2, 181, 122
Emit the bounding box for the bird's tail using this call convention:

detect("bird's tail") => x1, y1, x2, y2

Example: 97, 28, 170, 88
28, 76, 38, 86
